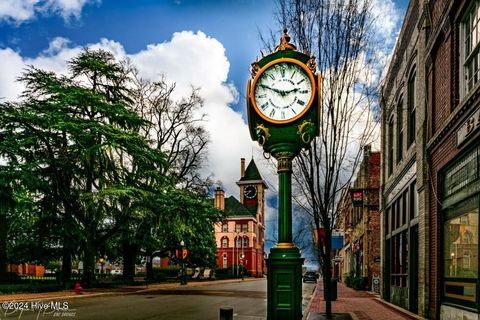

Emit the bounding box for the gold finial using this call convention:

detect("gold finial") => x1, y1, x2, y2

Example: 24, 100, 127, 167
275, 28, 297, 51
251, 57, 260, 78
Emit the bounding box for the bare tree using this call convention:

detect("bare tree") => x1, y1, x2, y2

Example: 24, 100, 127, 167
263, 0, 379, 317
131, 74, 210, 194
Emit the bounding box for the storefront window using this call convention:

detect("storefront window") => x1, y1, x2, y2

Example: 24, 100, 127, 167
443, 196, 479, 305
443, 209, 478, 278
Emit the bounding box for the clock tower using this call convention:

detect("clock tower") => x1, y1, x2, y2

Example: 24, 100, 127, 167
237, 158, 268, 225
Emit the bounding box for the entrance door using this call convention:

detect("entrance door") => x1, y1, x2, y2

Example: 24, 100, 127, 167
409, 225, 419, 313
384, 239, 391, 301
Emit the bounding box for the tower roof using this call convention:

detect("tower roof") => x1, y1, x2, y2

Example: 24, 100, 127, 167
239, 159, 262, 182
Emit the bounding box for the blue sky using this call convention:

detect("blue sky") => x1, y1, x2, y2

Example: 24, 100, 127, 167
0, 0, 409, 114
0, 0, 408, 261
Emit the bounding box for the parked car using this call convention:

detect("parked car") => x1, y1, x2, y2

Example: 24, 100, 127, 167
303, 271, 318, 283
111, 269, 122, 275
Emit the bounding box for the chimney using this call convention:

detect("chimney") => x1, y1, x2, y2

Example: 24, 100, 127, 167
241, 158, 246, 178
214, 187, 225, 211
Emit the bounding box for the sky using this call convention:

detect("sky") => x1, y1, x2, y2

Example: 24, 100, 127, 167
0, 0, 408, 262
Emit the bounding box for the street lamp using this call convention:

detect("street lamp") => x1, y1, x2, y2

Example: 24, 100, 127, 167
240, 253, 245, 280
180, 240, 187, 285
98, 257, 105, 275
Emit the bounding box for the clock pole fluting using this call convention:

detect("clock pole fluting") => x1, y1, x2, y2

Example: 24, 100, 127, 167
246, 29, 321, 320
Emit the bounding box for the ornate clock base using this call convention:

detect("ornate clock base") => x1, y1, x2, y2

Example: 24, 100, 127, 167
267, 245, 304, 320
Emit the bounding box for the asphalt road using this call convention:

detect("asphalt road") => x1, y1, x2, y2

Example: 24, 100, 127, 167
0, 279, 316, 320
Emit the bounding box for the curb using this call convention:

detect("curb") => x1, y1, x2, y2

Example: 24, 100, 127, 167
372, 298, 426, 320
302, 283, 318, 320
0, 277, 264, 302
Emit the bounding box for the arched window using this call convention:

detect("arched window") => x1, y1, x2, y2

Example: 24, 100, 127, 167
464, 231, 473, 244
463, 250, 471, 269
407, 70, 416, 146
222, 237, 228, 248
396, 97, 403, 163
236, 237, 242, 248
243, 236, 249, 248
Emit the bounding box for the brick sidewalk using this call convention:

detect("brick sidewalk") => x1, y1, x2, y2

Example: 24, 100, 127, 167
306, 280, 416, 320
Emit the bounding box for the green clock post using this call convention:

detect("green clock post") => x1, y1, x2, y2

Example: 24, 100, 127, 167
246, 30, 321, 320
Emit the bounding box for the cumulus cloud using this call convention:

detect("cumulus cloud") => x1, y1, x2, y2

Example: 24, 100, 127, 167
0, 0, 99, 23
0, 31, 277, 204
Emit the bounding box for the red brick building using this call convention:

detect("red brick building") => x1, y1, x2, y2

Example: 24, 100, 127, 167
337, 145, 381, 292
213, 158, 266, 277
426, 1, 480, 318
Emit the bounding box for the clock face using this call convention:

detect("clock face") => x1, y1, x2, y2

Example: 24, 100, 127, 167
252, 60, 315, 123
244, 185, 257, 199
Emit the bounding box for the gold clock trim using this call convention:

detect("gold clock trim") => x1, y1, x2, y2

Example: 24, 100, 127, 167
250, 57, 316, 125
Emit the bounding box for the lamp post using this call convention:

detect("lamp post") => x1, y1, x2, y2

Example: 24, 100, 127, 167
240, 253, 245, 280
99, 257, 105, 276
180, 240, 187, 285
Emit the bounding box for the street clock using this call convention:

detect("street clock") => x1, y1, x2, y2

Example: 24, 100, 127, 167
246, 29, 321, 320
247, 30, 321, 156
251, 58, 316, 124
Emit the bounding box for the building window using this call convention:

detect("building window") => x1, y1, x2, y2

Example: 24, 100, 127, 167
407, 71, 416, 146
396, 98, 403, 164
462, 2, 480, 96
391, 230, 408, 287
223, 253, 228, 268
236, 224, 241, 232
243, 236, 249, 248
222, 222, 228, 232
236, 237, 242, 248
443, 208, 478, 278
222, 237, 228, 248
388, 116, 394, 176
410, 182, 418, 220
242, 224, 248, 232
443, 197, 479, 304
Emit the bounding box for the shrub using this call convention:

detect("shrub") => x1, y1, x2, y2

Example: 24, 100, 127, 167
344, 273, 354, 288
352, 276, 368, 290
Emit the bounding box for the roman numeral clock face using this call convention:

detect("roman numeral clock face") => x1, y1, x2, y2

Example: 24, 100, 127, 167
253, 60, 314, 123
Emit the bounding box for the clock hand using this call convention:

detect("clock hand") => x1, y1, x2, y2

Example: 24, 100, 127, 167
259, 84, 287, 96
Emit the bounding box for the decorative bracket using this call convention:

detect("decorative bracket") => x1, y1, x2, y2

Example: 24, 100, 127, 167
297, 119, 315, 144
255, 123, 270, 146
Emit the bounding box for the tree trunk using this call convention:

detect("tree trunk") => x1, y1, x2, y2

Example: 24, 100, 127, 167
146, 248, 154, 281
61, 211, 73, 287
82, 229, 96, 288
61, 245, 72, 288
122, 242, 137, 280
0, 210, 7, 276
324, 249, 332, 318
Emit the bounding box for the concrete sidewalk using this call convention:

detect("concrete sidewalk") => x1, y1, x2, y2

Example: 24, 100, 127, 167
305, 280, 421, 320
0, 277, 261, 303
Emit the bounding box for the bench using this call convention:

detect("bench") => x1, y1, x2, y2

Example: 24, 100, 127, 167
133, 276, 148, 288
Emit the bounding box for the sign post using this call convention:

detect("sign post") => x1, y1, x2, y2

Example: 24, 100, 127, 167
246, 29, 321, 320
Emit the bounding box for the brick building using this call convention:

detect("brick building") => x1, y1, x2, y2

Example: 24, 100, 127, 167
380, 0, 428, 316
337, 145, 381, 292
213, 158, 266, 277
425, 0, 480, 318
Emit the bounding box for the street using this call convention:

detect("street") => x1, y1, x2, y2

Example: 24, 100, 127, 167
0, 279, 316, 320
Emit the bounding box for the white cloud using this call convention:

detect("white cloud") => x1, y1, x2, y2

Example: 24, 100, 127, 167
0, 0, 98, 23
370, 0, 402, 48
0, 31, 277, 203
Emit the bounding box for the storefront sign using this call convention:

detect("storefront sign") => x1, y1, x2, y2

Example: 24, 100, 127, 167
350, 189, 363, 207
457, 106, 480, 146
